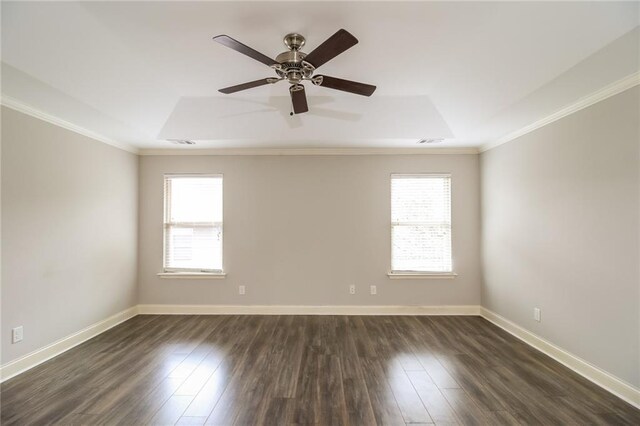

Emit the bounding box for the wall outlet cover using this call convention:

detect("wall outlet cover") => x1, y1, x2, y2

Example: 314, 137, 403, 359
12, 326, 24, 343
370, 285, 377, 295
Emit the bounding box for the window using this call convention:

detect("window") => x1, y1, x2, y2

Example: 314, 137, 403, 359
391, 174, 452, 273
164, 175, 223, 273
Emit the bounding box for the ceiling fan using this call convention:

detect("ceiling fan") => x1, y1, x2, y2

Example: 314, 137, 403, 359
213, 29, 376, 115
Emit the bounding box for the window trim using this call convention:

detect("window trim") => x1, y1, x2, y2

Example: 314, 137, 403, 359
157, 272, 227, 279
389, 173, 454, 276
162, 173, 224, 274
387, 272, 457, 279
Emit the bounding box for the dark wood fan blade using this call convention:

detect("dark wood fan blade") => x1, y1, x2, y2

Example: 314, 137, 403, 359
219, 78, 275, 94
213, 35, 277, 67
303, 29, 358, 68
314, 75, 376, 96
290, 84, 309, 114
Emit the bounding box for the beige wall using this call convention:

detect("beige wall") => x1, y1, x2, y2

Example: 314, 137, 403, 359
1, 107, 138, 364
481, 87, 640, 387
138, 154, 481, 306
5, 86, 636, 392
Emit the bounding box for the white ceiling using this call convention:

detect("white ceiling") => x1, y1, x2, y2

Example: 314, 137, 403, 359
2, 1, 639, 150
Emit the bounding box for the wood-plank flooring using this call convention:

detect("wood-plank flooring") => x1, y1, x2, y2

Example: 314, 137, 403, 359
1, 315, 638, 425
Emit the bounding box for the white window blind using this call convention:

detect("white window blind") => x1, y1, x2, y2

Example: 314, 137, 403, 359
391, 174, 452, 273
164, 175, 223, 272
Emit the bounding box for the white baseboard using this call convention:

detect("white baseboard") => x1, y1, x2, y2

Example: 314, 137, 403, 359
480, 307, 640, 409
3, 303, 637, 410
0, 306, 139, 383
137, 304, 482, 316
0, 304, 478, 382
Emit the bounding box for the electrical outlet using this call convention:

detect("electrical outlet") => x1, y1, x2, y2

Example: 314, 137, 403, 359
534, 307, 541, 322
349, 285, 356, 295
239, 285, 246, 295
370, 285, 377, 295
12, 326, 23, 344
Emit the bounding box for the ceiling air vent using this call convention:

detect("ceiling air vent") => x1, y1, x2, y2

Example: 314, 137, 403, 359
417, 138, 444, 144
167, 139, 196, 145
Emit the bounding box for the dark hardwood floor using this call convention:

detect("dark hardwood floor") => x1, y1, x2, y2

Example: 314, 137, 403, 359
1, 315, 638, 425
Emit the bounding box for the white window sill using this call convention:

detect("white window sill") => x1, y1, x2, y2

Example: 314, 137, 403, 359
157, 272, 226, 280
387, 272, 458, 280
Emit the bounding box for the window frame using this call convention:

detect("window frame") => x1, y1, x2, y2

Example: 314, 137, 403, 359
389, 173, 455, 277
162, 173, 224, 274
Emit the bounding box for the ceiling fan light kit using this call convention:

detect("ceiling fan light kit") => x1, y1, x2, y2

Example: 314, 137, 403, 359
213, 29, 377, 115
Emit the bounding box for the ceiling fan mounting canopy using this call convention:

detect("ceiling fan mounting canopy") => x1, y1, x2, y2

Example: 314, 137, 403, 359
283, 33, 305, 51
213, 29, 377, 115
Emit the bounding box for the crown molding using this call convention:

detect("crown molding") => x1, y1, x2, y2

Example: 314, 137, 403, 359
4, 71, 638, 157
139, 147, 479, 156
480, 72, 640, 153
1, 95, 139, 154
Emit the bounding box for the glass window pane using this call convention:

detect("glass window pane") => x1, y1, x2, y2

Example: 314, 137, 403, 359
164, 175, 223, 271
392, 177, 450, 223
392, 224, 452, 272
168, 177, 222, 223
165, 225, 222, 270
391, 175, 452, 272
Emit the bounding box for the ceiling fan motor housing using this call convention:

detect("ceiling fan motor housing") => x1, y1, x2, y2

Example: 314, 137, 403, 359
275, 34, 314, 84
